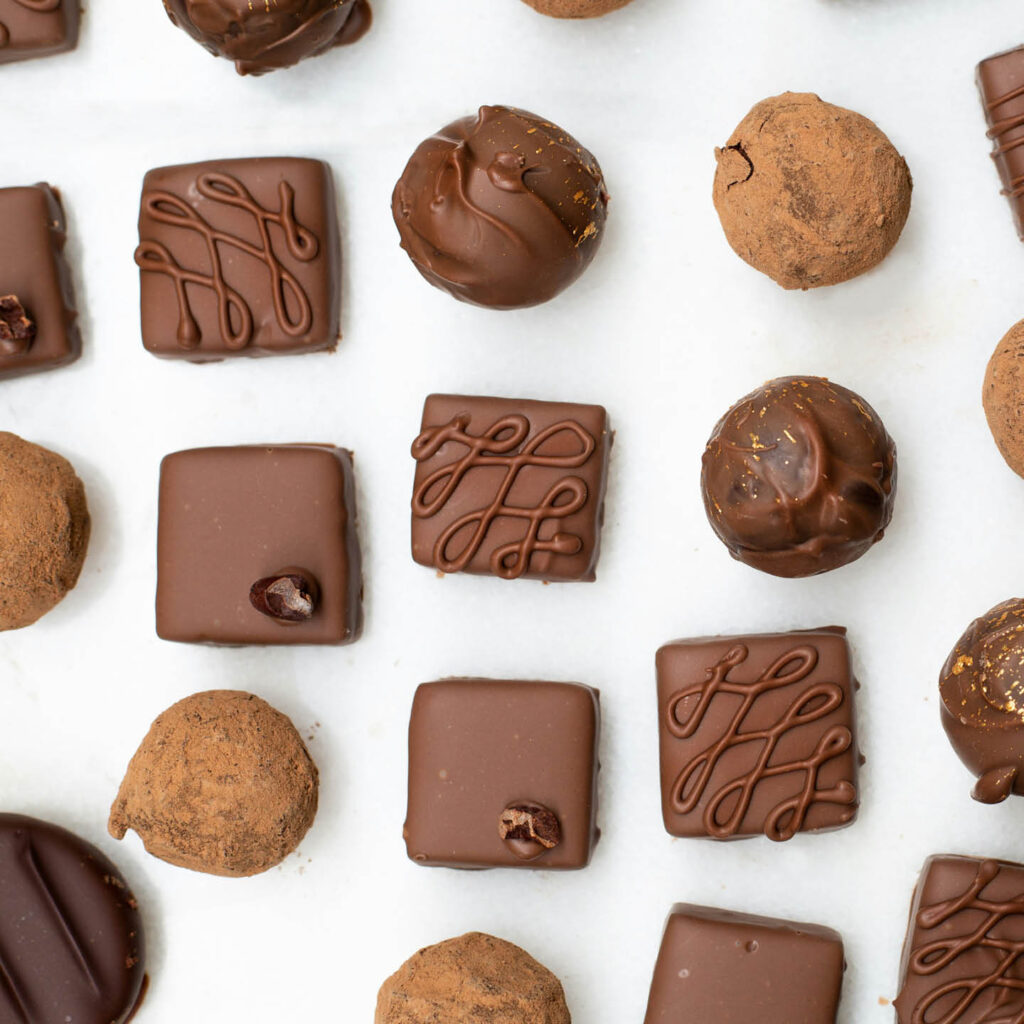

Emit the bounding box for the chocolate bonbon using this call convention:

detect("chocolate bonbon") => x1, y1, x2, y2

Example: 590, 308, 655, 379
0, 0, 78, 64
135, 158, 341, 361
156, 444, 362, 645
411, 394, 611, 582
983, 318, 1024, 478
701, 376, 897, 578
644, 904, 845, 1023
0, 814, 146, 1024
392, 105, 609, 309
404, 679, 600, 870
978, 46, 1024, 239
0, 184, 81, 379
656, 628, 859, 841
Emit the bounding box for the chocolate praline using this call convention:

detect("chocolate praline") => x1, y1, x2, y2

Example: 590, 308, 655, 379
701, 376, 897, 578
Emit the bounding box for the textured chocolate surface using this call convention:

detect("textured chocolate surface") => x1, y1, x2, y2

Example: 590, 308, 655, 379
392, 105, 608, 309
0, 814, 146, 1024
411, 394, 611, 582
156, 444, 362, 645
978, 47, 1024, 239
521, 0, 634, 16
940, 598, 1024, 803
644, 904, 845, 1024
0, 0, 78, 64
984, 318, 1024, 478
0, 185, 81, 380
656, 628, 859, 841
895, 855, 1024, 1024
161, 0, 371, 75
701, 376, 897, 578
404, 679, 600, 870
136, 158, 341, 361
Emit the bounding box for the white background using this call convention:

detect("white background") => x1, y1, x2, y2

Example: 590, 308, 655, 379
2, 0, 1023, 1019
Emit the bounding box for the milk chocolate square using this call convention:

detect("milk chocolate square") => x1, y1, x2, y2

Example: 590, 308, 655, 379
895, 855, 1024, 1024
978, 46, 1024, 239
410, 394, 611, 581
403, 679, 600, 870
157, 444, 361, 645
0, 185, 81, 380
0, 0, 79, 65
644, 904, 845, 1024
656, 628, 858, 841
136, 157, 340, 361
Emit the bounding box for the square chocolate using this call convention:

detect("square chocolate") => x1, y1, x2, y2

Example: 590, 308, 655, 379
410, 394, 611, 582
895, 855, 1024, 1024
978, 46, 1024, 239
0, 0, 79, 65
403, 679, 600, 870
156, 444, 362, 645
656, 628, 859, 841
644, 904, 845, 1023
0, 184, 81, 380
135, 157, 341, 361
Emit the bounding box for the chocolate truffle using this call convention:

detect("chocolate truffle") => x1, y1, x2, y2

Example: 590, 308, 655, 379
978, 46, 1024, 239
0, 432, 89, 630
983, 318, 1024, 477
0, 814, 147, 1024
701, 376, 897, 578
0, 0, 79, 65
161, 0, 371, 75
376, 932, 570, 1024
939, 598, 1024, 804
713, 92, 912, 290
521, 0, 634, 17
392, 105, 609, 309
109, 690, 318, 877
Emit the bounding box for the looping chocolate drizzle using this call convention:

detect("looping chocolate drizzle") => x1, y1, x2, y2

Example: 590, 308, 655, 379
411, 414, 595, 579
666, 644, 855, 841
135, 173, 318, 351
986, 83, 1024, 199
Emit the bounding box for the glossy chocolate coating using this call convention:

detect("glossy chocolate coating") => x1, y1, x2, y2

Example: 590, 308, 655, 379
701, 376, 897, 578
0, 814, 146, 1024
161, 0, 371, 75
644, 904, 845, 1024
403, 679, 600, 870
656, 628, 859, 842
978, 46, 1024, 239
0, 0, 78, 65
392, 105, 608, 309
895, 855, 1024, 1023
157, 444, 362, 645
940, 598, 1024, 803
136, 158, 341, 362
0, 185, 81, 380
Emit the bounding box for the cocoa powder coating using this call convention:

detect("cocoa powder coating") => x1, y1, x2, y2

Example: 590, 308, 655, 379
375, 932, 572, 1024
520, 0, 634, 17
109, 690, 318, 877
0, 431, 89, 630
984, 318, 1024, 479
713, 92, 912, 290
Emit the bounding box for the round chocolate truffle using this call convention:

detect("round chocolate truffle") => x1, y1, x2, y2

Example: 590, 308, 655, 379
701, 376, 897, 578
375, 932, 571, 1024
521, 0, 635, 17
0, 431, 90, 631
940, 598, 1024, 804
108, 690, 318, 877
161, 0, 371, 76
391, 105, 609, 310
983, 318, 1024, 478
712, 92, 912, 290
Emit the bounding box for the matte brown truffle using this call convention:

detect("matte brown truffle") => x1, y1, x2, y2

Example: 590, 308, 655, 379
984, 318, 1024, 478
713, 92, 912, 290
375, 932, 571, 1024
521, 0, 634, 17
109, 690, 318, 877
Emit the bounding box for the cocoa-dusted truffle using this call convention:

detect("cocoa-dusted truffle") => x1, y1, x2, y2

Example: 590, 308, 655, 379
713, 92, 912, 290
392, 105, 609, 310
0, 431, 89, 630
109, 690, 318, 877
701, 376, 897, 578
984, 318, 1024, 478
521, 0, 634, 17
375, 932, 571, 1024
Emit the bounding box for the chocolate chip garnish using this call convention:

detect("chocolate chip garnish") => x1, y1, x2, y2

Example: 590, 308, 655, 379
249, 569, 319, 624
0, 295, 37, 356
498, 802, 561, 861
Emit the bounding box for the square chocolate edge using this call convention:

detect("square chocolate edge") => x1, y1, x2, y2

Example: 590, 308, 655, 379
0, 0, 79, 65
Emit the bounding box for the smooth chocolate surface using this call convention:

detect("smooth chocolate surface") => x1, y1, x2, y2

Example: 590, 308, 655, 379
0, 0, 78, 64
895, 855, 1024, 1024
0, 814, 146, 1024
156, 444, 362, 645
701, 376, 897, 577
644, 904, 845, 1024
0, 185, 81, 380
403, 679, 600, 870
978, 47, 1024, 239
136, 158, 340, 361
411, 394, 611, 582
656, 629, 859, 841
392, 105, 608, 309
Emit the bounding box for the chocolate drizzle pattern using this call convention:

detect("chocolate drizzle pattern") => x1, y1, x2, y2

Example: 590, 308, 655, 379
665, 643, 856, 841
